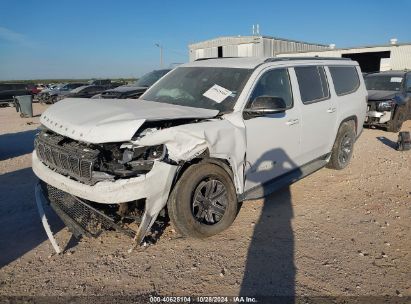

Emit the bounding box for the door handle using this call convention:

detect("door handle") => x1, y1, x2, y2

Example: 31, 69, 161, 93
327, 107, 337, 113
286, 118, 299, 126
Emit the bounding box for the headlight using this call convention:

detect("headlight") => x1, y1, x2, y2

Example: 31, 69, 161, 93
377, 100, 394, 112
122, 144, 166, 164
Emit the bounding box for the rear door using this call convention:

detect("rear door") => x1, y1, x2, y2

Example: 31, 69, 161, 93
294, 65, 338, 163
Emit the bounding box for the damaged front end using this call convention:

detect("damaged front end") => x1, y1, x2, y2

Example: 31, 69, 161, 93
365, 100, 395, 126
33, 127, 180, 252
32, 97, 245, 252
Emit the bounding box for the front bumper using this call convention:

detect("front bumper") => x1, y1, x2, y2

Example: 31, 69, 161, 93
32, 150, 178, 246
365, 110, 392, 124
32, 150, 177, 205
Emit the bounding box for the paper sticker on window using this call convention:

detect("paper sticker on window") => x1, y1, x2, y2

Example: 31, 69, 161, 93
203, 84, 232, 103
391, 77, 403, 83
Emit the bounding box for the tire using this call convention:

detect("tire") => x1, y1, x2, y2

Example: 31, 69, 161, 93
327, 121, 356, 170
168, 162, 239, 238
386, 106, 405, 133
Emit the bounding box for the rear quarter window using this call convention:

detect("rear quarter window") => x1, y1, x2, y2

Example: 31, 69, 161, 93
329, 66, 360, 96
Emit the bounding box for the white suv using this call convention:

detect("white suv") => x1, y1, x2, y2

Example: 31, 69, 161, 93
32, 57, 367, 249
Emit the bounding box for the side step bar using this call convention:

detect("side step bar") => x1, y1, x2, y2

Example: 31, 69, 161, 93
239, 155, 329, 201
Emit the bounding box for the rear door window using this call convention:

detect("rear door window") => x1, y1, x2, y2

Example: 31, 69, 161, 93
295, 66, 329, 104
329, 66, 360, 96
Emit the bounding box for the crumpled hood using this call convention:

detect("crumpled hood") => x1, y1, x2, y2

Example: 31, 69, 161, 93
367, 90, 397, 101
40, 98, 218, 144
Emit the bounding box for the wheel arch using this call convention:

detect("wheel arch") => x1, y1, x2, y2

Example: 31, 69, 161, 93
339, 115, 358, 135
171, 153, 236, 191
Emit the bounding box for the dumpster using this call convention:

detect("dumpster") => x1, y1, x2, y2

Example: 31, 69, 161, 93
15, 95, 33, 118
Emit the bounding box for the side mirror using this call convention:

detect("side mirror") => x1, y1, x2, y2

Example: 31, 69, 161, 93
245, 96, 288, 116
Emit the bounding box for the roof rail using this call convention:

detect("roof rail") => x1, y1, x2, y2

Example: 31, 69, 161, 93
195, 57, 239, 61
264, 57, 351, 62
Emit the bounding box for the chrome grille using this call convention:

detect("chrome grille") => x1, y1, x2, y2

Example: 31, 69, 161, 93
35, 132, 99, 184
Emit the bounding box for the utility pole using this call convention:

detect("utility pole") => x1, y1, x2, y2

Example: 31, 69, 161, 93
155, 43, 163, 67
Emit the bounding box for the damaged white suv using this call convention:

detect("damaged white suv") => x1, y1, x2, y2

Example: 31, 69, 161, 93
33, 57, 367, 250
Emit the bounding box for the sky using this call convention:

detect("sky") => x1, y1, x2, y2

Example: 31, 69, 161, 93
0, 0, 410, 80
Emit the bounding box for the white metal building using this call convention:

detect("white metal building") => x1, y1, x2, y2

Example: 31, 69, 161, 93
188, 35, 329, 62
189, 36, 411, 72
278, 42, 411, 72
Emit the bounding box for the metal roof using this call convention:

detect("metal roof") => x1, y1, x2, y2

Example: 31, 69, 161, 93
189, 35, 328, 48
281, 42, 411, 54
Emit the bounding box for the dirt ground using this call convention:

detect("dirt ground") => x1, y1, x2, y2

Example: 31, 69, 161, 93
0, 103, 410, 300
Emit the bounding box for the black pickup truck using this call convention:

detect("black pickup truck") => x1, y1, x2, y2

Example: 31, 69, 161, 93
364, 71, 411, 132
0, 83, 32, 106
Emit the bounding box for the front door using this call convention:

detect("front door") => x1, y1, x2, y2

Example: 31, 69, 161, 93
244, 68, 302, 192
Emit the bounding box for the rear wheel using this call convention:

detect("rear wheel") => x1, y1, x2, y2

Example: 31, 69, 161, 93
168, 162, 239, 238
387, 106, 406, 133
327, 121, 356, 170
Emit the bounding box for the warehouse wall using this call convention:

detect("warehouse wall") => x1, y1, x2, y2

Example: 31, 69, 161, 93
278, 44, 411, 71
188, 36, 329, 61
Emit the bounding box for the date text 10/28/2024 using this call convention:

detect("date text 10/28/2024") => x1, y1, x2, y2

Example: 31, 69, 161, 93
149, 296, 258, 303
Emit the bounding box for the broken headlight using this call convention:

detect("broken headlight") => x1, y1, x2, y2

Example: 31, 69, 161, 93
98, 144, 166, 179
377, 100, 394, 112
122, 144, 166, 164
107, 145, 166, 178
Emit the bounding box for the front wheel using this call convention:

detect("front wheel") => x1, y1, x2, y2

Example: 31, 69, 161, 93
168, 162, 239, 238
327, 121, 356, 170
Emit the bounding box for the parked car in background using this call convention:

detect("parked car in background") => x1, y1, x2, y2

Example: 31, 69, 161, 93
93, 69, 171, 99
89, 79, 124, 88
0, 83, 31, 106
62, 85, 108, 99
364, 71, 411, 132
33, 57, 366, 248
89, 79, 111, 86
38, 82, 87, 104
27, 84, 42, 95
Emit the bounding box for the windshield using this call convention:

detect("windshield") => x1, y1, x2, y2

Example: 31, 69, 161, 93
365, 75, 403, 91
133, 70, 170, 87
141, 67, 252, 112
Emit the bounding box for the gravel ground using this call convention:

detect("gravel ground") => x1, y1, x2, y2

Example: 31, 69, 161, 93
0, 103, 410, 300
